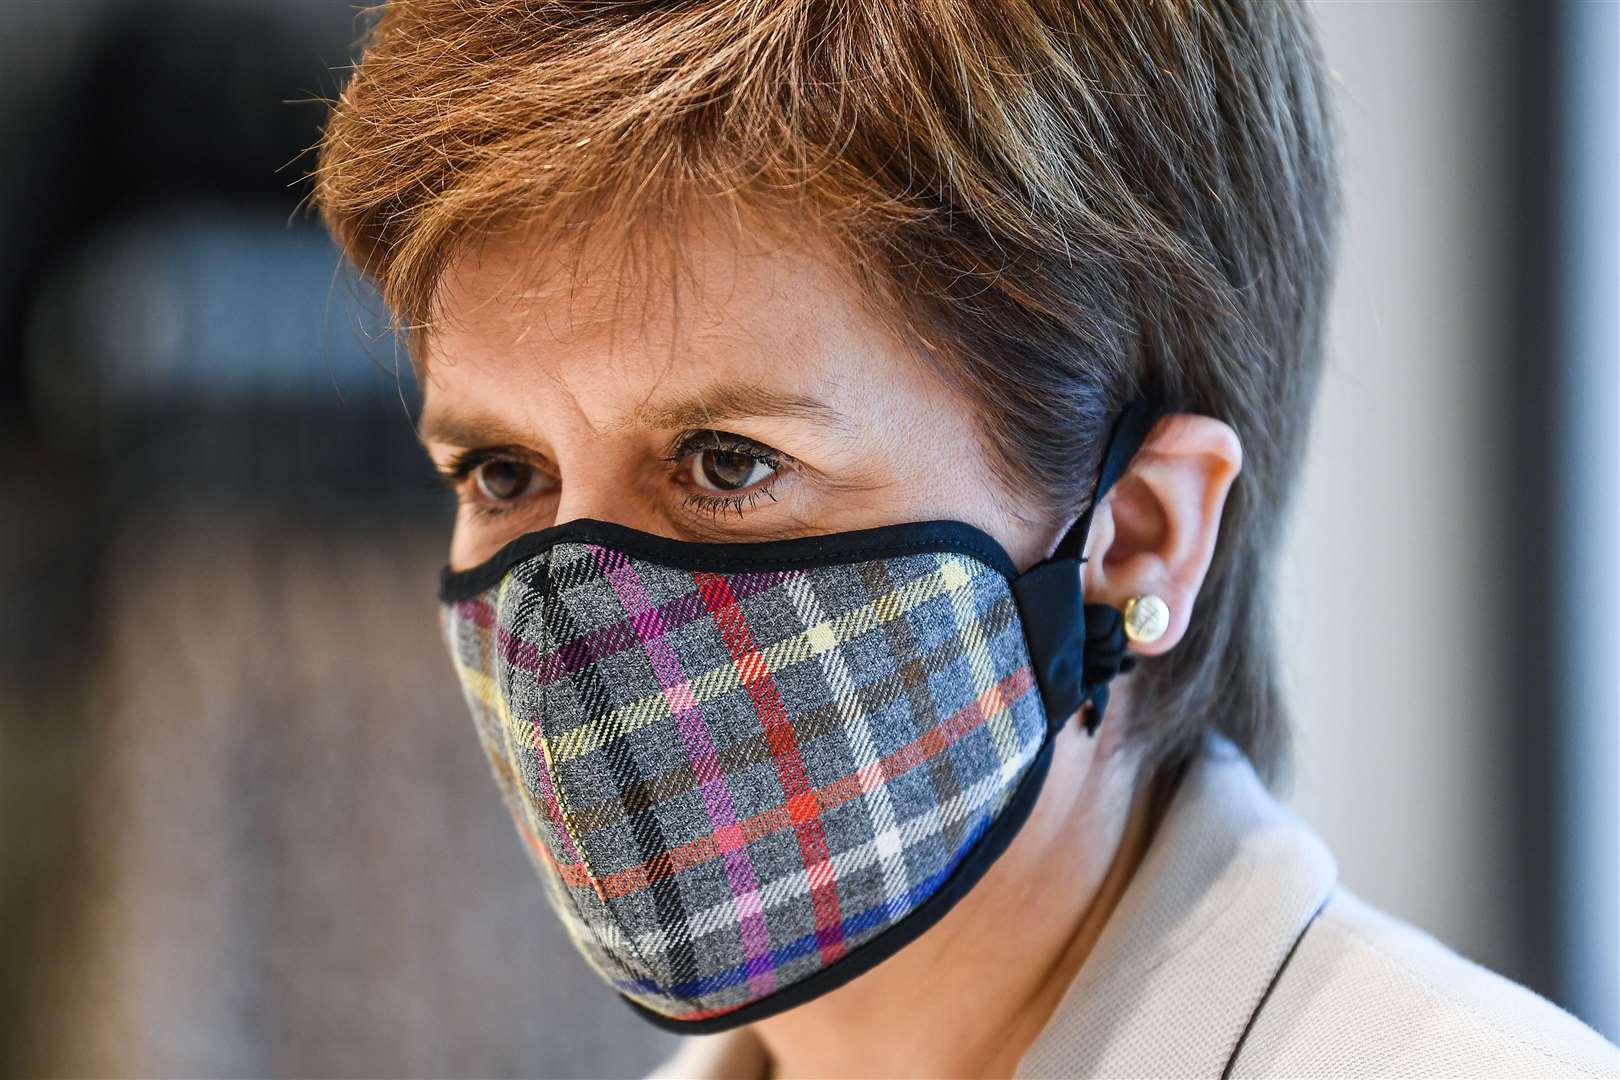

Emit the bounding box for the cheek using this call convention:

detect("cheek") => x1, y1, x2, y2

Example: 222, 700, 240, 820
872, 390, 1053, 569
447, 518, 489, 575
444, 502, 551, 573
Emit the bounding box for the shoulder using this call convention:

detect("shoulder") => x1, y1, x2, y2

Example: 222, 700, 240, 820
1232, 887, 1620, 1079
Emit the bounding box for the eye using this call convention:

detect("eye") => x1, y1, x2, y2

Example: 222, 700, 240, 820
670, 431, 784, 495
665, 430, 792, 521
432, 447, 554, 518
472, 458, 535, 502
690, 446, 777, 493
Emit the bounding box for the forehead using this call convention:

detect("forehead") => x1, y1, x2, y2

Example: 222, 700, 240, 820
421, 203, 899, 402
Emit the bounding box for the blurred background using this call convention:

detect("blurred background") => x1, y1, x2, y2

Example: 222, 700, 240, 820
0, 0, 1613, 1076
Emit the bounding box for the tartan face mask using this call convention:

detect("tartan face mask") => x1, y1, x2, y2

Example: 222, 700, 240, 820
436, 397, 1165, 1032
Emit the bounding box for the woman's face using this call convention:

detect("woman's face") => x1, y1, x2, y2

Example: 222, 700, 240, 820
418, 208, 1057, 576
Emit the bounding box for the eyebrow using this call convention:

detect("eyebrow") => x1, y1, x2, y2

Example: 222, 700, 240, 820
624, 382, 847, 433
415, 409, 538, 450
416, 382, 848, 448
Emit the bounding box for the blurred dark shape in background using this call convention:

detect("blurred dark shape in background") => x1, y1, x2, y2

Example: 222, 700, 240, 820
0, 1, 675, 1075
0, 2, 1613, 1078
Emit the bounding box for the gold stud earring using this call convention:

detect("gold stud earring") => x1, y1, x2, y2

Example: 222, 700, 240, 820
1122, 594, 1170, 645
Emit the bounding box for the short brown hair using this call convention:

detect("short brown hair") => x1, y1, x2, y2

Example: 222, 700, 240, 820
311, 0, 1341, 786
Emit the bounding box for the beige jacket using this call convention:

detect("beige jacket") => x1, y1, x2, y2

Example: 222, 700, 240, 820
647, 736, 1619, 1079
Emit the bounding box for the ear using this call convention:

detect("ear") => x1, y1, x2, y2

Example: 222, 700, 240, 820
1080, 413, 1242, 656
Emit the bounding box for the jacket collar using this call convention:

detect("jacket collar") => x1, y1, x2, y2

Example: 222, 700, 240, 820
646, 735, 1337, 1079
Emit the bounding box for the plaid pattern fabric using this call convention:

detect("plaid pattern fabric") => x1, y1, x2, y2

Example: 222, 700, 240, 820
438, 537, 1047, 1023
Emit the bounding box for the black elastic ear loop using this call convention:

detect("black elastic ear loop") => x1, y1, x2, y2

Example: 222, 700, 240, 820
1055, 399, 1165, 562
1070, 396, 1167, 733
1010, 395, 1168, 737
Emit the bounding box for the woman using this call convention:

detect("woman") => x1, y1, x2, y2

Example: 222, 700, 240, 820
312, 2, 1619, 1076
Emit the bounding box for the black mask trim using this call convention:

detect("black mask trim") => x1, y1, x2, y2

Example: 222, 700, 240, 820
1011, 396, 1167, 735
439, 517, 1019, 602
435, 394, 1166, 1034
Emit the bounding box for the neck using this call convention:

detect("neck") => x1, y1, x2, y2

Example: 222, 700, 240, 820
754, 709, 1162, 1080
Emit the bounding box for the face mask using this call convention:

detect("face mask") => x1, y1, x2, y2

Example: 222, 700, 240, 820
437, 396, 1165, 1032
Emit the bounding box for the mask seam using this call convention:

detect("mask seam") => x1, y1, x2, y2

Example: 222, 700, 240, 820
530, 552, 708, 1015
534, 715, 691, 1005
491, 571, 647, 995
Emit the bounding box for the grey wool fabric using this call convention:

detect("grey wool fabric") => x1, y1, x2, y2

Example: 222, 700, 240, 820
439, 537, 1050, 1023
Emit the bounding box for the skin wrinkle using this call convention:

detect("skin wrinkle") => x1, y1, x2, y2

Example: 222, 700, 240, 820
419, 203, 1242, 1077
417, 384, 853, 450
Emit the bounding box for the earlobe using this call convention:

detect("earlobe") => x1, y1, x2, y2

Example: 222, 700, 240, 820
1081, 414, 1242, 654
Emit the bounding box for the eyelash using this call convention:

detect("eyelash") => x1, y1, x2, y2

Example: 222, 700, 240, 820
429, 447, 531, 521
661, 431, 786, 521
428, 431, 791, 522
